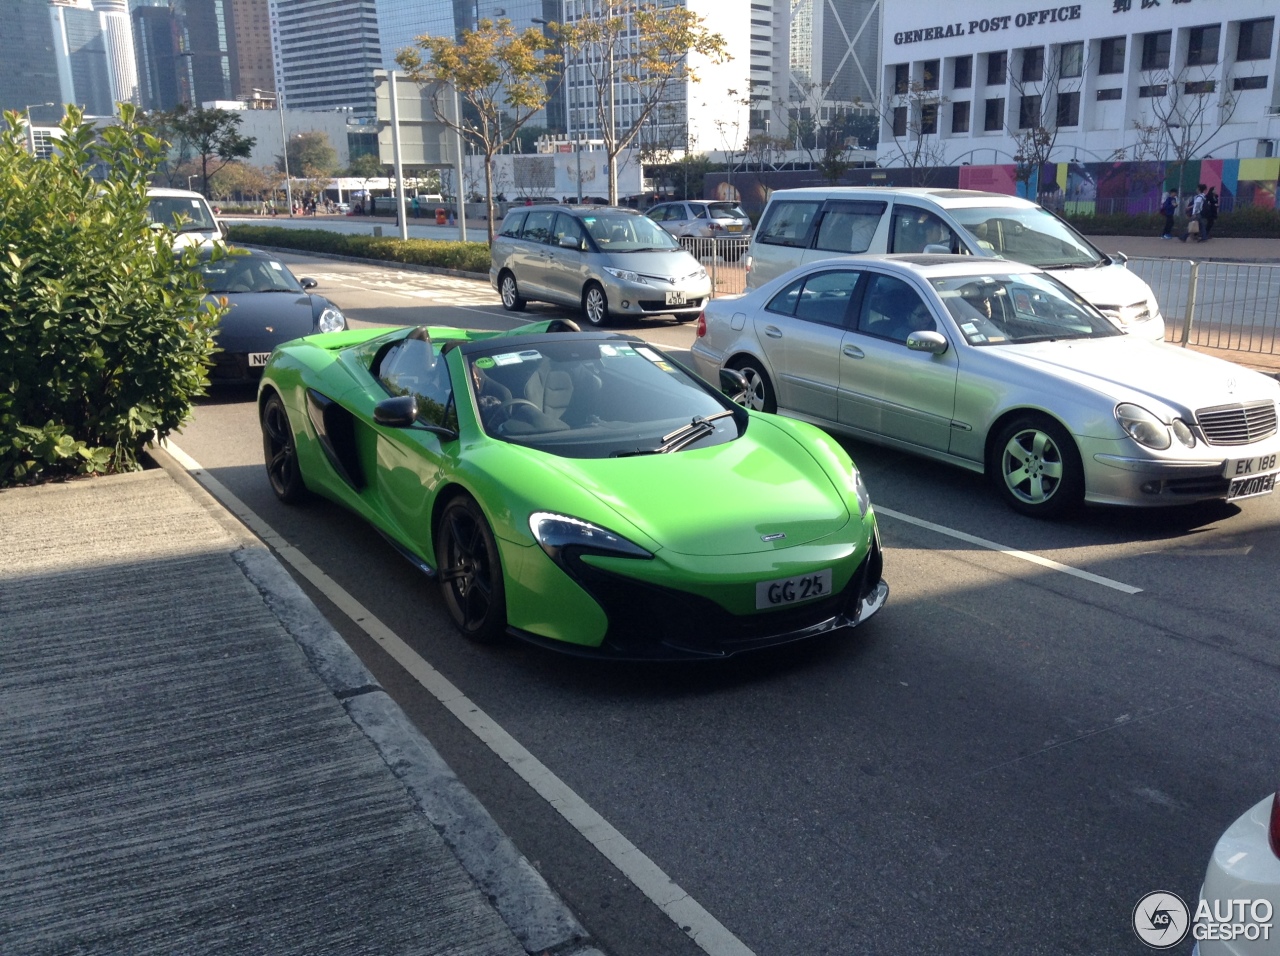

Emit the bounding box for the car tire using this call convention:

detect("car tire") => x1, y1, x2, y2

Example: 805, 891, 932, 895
730, 357, 777, 414
261, 392, 307, 504
435, 495, 507, 643
498, 271, 526, 311
582, 282, 610, 327
990, 415, 1084, 518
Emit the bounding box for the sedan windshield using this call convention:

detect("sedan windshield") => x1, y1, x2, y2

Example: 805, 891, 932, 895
949, 206, 1102, 269
148, 196, 217, 233
579, 212, 681, 251
932, 273, 1124, 345
199, 256, 305, 294
467, 338, 737, 458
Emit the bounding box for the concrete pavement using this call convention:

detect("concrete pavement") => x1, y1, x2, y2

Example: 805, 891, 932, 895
0, 446, 605, 956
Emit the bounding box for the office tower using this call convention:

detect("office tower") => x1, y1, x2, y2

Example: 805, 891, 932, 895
269, 0, 381, 116
0, 0, 63, 116
94, 0, 140, 106
173, 0, 234, 104
50, 0, 116, 116
226, 0, 273, 99
133, 3, 181, 110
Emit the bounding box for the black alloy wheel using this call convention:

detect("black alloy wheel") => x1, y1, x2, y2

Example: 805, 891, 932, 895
436, 495, 507, 642
261, 392, 306, 503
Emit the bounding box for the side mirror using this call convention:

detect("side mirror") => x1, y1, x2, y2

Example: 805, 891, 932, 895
218, 220, 230, 238
559, 234, 581, 250
923, 243, 951, 255
300, 277, 318, 289
906, 330, 949, 355
374, 395, 418, 427
719, 367, 750, 403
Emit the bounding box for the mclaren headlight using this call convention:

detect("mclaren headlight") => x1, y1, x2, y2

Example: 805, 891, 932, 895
529, 512, 653, 563
852, 466, 871, 518
1115, 403, 1172, 450
317, 306, 346, 333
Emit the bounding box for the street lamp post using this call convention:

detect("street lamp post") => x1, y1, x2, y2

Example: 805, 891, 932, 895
23, 103, 54, 156
253, 88, 292, 216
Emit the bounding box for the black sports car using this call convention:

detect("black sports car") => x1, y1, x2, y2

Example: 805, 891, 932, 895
198, 250, 348, 384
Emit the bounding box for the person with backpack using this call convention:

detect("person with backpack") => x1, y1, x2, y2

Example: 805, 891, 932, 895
1179, 184, 1207, 242
1159, 189, 1178, 239
1202, 187, 1219, 240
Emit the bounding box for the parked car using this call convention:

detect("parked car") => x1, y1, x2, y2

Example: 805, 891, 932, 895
743, 187, 1165, 340
490, 205, 711, 325
198, 250, 347, 384
690, 254, 1280, 517
1192, 790, 1280, 956
647, 200, 753, 259
257, 319, 887, 656
146, 187, 226, 249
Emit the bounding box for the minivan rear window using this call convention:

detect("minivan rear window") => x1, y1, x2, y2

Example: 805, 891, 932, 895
756, 200, 821, 248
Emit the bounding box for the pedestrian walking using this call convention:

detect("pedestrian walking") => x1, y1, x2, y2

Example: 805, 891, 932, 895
412, 195, 420, 218
1179, 184, 1207, 242
1202, 187, 1219, 240
1159, 189, 1177, 239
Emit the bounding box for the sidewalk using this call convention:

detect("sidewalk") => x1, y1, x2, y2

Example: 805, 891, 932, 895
0, 448, 603, 956
1085, 233, 1280, 263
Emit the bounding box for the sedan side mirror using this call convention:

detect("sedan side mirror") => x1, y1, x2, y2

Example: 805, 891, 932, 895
300, 277, 318, 289
719, 367, 750, 402
906, 330, 949, 355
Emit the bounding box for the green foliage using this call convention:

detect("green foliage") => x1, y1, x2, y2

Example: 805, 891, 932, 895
286, 131, 339, 180
0, 104, 222, 486
145, 104, 255, 196
347, 152, 385, 179
226, 225, 491, 273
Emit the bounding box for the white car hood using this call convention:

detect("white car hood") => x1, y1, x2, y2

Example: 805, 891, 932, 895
1042, 262, 1151, 310
995, 337, 1280, 417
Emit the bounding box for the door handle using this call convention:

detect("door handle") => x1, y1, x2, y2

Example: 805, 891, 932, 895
843, 344, 865, 359
764, 325, 783, 338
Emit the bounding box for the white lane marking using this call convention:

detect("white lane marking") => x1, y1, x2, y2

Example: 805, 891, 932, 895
163, 439, 757, 956
873, 505, 1142, 594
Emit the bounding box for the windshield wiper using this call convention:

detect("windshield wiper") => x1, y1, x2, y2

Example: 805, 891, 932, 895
613, 410, 735, 457
1041, 261, 1097, 270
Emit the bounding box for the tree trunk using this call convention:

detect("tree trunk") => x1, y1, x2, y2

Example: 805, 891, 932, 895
484, 152, 496, 244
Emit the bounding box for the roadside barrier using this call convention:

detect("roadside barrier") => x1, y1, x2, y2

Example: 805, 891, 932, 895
1129, 257, 1280, 355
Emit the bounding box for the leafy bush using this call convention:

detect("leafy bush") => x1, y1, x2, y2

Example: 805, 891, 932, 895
226, 225, 491, 274
0, 105, 222, 486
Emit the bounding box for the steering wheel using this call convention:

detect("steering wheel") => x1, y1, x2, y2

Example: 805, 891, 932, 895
501, 399, 542, 418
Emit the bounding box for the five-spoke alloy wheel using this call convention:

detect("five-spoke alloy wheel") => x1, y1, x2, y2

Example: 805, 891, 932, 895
992, 415, 1084, 518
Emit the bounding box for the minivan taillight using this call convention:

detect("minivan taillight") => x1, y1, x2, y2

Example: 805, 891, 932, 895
695, 311, 706, 337
744, 255, 752, 274
1269, 790, 1280, 858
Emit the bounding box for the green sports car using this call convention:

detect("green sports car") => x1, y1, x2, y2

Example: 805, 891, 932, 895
257, 319, 887, 659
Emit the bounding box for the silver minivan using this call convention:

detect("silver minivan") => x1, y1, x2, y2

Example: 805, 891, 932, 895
490, 205, 711, 325
744, 187, 1164, 339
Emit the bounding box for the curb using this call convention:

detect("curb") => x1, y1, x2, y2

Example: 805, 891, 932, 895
146, 443, 596, 956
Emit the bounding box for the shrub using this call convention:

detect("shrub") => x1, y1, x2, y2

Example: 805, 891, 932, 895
226, 225, 491, 274
0, 105, 223, 486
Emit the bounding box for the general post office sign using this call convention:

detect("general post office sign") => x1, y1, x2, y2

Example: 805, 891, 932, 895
892, 6, 1082, 45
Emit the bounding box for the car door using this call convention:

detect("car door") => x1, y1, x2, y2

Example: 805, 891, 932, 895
837, 271, 959, 453
512, 209, 557, 298
749, 198, 823, 286
888, 203, 964, 254
753, 268, 862, 421
544, 212, 591, 305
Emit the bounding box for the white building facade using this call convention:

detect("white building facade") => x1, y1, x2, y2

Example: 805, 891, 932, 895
878, 0, 1279, 167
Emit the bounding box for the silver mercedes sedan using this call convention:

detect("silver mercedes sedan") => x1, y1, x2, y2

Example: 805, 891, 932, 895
690, 254, 1280, 517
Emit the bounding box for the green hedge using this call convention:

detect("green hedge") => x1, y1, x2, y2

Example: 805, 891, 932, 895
226, 225, 491, 273
1065, 207, 1280, 238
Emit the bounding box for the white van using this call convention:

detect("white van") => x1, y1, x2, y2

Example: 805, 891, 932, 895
146, 187, 226, 249
744, 187, 1164, 339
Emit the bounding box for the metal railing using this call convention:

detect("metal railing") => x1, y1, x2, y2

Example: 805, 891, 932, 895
676, 236, 749, 298
1127, 257, 1280, 355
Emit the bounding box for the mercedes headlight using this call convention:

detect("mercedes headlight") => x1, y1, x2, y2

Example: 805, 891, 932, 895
529, 512, 652, 563
317, 306, 346, 333
1116, 403, 1171, 450
1171, 418, 1196, 448
603, 267, 646, 284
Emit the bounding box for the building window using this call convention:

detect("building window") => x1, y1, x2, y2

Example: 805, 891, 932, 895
1056, 90, 1080, 126
952, 101, 971, 133
986, 51, 1008, 85
922, 59, 939, 91
1187, 25, 1220, 66
921, 102, 938, 134
1184, 79, 1216, 94
1237, 18, 1274, 61
953, 56, 972, 89
1138, 84, 1168, 98
1020, 47, 1044, 83
984, 97, 1004, 131
1234, 75, 1268, 91
1018, 94, 1041, 129
1098, 37, 1125, 74
1059, 42, 1083, 78
892, 106, 907, 137
893, 63, 909, 94
1096, 88, 1122, 101
1141, 31, 1171, 71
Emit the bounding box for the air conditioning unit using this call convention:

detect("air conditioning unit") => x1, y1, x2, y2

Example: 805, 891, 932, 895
1267, 105, 1280, 116
1258, 139, 1276, 158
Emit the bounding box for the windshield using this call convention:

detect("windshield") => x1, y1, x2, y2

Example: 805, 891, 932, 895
580, 212, 680, 251
932, 272, 1123, 345
198, 256, 304, 294
706, 202, 748, 219
948, 206, 1102, 269
467, 338, 737, 458
148, 196, 217, 233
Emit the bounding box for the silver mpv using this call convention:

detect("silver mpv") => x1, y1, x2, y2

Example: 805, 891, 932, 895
490, 205, 712, 325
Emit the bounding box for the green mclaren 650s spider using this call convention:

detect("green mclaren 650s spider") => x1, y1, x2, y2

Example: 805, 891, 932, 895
257, 318, 888, 659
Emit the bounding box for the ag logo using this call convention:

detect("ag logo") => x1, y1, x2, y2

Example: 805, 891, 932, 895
1133, 891, 1190, 948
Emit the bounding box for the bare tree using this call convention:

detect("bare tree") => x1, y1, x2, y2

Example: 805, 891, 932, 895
1133, 64, 1240, 186
863, 81, 948, 185
1003, 44, 1083, 201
